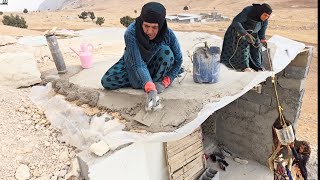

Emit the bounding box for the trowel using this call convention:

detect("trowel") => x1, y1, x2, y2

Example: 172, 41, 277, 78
133, 96, 164, 127
145, 95, 163, 112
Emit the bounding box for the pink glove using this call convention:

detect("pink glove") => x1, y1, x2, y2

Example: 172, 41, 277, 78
162, 76, 171, 88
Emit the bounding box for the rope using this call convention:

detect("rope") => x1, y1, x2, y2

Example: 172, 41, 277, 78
265, 47, 287, 127
228, 30, 261, 71
266, 43, 296, 175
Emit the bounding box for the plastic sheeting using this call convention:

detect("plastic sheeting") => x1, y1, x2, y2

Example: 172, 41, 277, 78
29, 35, 305, 151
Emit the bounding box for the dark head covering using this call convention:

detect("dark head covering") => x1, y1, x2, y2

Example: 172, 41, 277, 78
135, 2, 168, 61
248, 3, 272, 21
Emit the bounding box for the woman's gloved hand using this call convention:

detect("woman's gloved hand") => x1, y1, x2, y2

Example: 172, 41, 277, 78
245, 34, 256, 44
261, 39, 267, 48
146, 90, 158, 110
155, 76, 171, 94
155, 82, 165, 94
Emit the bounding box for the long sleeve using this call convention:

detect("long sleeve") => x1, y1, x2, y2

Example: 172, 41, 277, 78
165, 29, 183, 82
292, 147, 300, 161
258, 20, 268, 40
230, 7, 251, 36
123, 23, 152, 87
291, 147, 309, 180
300, 154, 309, 178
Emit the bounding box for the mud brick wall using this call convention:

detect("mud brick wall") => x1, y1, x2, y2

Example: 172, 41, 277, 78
202, 46, 313, 165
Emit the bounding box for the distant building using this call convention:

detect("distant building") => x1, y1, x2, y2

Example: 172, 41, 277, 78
166, 13, 202, 23
166, 12, 229, 23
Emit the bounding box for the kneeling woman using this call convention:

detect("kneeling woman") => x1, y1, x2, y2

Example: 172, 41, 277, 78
220, 3, 272, 72
101, 2, 183, 108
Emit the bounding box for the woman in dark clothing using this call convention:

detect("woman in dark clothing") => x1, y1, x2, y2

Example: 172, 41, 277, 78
220, 3, 272, 72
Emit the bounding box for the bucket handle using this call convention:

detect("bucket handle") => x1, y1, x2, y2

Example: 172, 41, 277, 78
187, 41, 211, 63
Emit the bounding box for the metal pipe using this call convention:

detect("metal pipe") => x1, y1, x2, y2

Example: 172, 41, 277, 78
45, 35, 67, 74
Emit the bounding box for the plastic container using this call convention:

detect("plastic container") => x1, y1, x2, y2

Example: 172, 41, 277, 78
79, 51, 93, 69
275, 124, 295, 145
193, 43, 221, 84
70, 43, 94, 69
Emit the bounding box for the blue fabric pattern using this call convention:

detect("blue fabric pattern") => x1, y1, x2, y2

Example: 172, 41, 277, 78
101, 22, 183, 90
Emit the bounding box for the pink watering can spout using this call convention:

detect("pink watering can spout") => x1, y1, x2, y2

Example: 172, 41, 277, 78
69, 43, 94, 69
69, 47, 80, 56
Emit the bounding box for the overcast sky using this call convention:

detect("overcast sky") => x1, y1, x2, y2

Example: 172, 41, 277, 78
0, 0, 45, 12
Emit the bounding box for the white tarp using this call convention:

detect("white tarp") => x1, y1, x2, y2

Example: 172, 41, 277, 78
30, 34, 305, 151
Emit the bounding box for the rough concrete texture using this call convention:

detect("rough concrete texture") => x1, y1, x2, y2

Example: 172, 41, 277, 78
41, 31, 305, 135
55, 30, 272, 133
52, 79, 100, 107
60, 62, 269, 133
205, 47, 313, 165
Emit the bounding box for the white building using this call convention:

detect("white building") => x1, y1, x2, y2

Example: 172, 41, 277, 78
166, 13, 202, 23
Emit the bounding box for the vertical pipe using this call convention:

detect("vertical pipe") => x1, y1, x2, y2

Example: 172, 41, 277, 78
45, 35, 67, 74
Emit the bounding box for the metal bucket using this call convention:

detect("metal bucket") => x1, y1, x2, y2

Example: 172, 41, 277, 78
193, 43, 220, 84
274, 124, 295, 145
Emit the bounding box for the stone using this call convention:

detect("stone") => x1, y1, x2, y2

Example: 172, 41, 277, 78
32, 169, 41, 177
237, 99, 260, 113
18, 107, 25, 112
259, 105, 272, 114
44, 141, 50, 147
65, 158, 81, 179
56, 170, 67, 177
284, 65, 307, 79
240, 90, 272, 106
0, 52, 41, 88
89, 140, 110, 156
289, 47, 313, 67
277, 77, 306, 91
59, 149, 69, 161
15, 164, 30, 180
69, 151, 76, 158
50, 175, 58, 180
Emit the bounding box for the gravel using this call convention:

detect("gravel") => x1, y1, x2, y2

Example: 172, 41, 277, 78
0, 86, 81, 179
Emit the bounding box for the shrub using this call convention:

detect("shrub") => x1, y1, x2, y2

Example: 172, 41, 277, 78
96, 17, 105, 26
2, 14, 28, 28
0, 11, 3, 15
78, 11, 88, 21
23, 8, 28, 13
134, 10, 137, 13
88, 11, 95, 21
120, 16, 135, 27
183, 6, 189, 11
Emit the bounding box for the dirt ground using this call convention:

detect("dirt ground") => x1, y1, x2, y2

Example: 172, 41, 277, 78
0, 0, 317, 179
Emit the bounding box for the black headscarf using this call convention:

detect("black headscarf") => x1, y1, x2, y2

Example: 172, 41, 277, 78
248, 3, 272, 21
135, 2, 168, 61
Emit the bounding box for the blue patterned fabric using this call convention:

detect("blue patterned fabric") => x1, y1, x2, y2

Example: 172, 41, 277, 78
220, 6, 269, 71
101, 22, 182, 90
